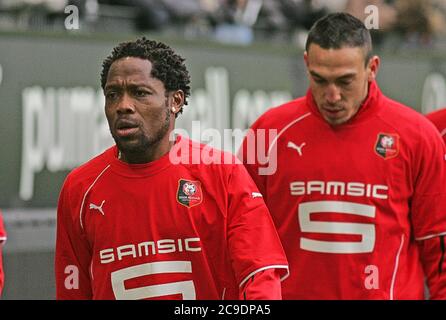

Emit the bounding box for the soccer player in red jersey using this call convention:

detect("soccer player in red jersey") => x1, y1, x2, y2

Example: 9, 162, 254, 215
239, 13, 446, 299
55, 38, 288, 300
426, 108, 446, 144
0, 211, 7, 296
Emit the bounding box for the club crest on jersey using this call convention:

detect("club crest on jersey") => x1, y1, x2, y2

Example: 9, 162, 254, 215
375, 133, 399, 159
177, 179, 203, 208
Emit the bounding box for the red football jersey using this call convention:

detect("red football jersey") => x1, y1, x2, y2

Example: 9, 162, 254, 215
56, 136, 288, 300
239, 81, 446, 299
426, 108, 446, 144
0, 211, 6, 295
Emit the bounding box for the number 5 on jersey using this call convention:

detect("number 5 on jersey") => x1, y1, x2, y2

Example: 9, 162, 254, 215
111, 261, 196, 300
298, 201, 376, 254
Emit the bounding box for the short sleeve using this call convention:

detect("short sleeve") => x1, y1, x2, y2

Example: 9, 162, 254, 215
226, 163, 289, 289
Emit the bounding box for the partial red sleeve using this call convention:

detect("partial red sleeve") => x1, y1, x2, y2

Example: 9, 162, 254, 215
426, 109, 446, 145
411, 120, 446, 240
0, 245, 4, 296
55, 177, 93, 299
418, 236, 446, 299
0, 212, 6, 296
226, 163, 288, 299
411, 121, 446, 299
239, 269, 282, 300
0, 213, 6, 240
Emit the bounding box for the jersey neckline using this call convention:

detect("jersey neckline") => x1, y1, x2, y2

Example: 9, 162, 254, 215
107, 135, 184, 177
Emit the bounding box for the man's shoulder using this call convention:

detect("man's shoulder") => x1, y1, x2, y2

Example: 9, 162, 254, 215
251, 96, 308, 130
176, 136, 241, 174
64, 146, 115, 187
379, 96, 435, 130
377, 96, 442, 145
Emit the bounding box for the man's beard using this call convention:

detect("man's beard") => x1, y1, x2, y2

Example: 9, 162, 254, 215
112, 107, 171, 157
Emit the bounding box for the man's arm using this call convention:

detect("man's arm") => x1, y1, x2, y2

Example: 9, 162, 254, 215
0, 242, 4, 296
0, 212, 6, 296
55, 177, 93, 299
411, 118, 446, 299
418, 236, 446, 299
227, 163, 288, 300
239, 269, 283, 300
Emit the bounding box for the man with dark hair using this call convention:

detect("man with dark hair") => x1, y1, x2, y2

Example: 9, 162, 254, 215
55, 37, 288, 300
239, 13, 446, 299
0, 210, 6, 296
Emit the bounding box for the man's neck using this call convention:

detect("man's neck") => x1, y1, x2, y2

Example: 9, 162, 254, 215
119, 136, 175, 164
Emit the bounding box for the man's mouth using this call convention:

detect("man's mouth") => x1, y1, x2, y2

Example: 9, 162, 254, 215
322, 107, 343, 116
115, 119, 139, 137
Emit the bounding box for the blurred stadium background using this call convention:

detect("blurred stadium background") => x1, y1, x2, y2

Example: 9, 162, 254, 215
1, 0, 446, 299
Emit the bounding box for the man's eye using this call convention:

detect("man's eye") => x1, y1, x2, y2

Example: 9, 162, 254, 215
338, 80, 353, 86
106, 91, 118, 99
314, 78, 326, 84
135, 90, 149, 97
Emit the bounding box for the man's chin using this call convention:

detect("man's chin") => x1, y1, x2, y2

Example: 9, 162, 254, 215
323, 115, 348, 126
114, 137, 148, 155
111, 124, 169, 156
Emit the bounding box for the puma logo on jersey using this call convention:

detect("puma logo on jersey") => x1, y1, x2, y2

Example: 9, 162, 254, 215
251, 192, 263, 198
287, 141, 306, 156
89, 200, 105, 215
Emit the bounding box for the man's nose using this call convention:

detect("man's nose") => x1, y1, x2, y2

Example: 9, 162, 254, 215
116, 93, 135, 113
325, 84, 341, 104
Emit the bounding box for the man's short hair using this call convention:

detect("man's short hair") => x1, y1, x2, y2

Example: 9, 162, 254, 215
101, 37, 191, 116
305, 13, 373, 65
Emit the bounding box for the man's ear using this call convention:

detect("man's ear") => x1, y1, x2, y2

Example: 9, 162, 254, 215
169, 90, 185, 115
367, 55, 380, 82
304, 51, 309, 68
